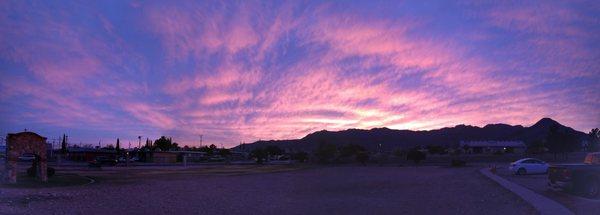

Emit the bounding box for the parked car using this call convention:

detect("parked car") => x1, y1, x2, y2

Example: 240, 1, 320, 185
509, 158, 549, 175
88, 156, 118, 167
548, 152, 600, 199
18, 153, 37, 161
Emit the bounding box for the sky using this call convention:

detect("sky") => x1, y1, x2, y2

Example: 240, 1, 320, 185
1, 0, 599, 148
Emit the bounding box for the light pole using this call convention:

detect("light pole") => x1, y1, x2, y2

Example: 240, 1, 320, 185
138, 136, 141, 149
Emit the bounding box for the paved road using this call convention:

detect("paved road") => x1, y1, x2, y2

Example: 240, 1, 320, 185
1, 166, 535, 215
496, 165, 600, 215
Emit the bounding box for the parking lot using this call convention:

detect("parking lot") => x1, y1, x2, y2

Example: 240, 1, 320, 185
496, 164, 600, 214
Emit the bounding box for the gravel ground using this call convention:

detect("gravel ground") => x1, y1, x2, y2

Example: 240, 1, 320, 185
1, 166, 535, 215
496, 165, 600, 215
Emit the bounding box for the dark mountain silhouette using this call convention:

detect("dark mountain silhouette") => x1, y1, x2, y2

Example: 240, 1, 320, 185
233, 118, 587, 152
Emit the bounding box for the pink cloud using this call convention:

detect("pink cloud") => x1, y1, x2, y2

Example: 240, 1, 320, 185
123, 103, 177, 130
1, 1, 597, 147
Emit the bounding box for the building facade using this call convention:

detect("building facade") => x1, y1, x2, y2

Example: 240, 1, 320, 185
459, 140, 526, 154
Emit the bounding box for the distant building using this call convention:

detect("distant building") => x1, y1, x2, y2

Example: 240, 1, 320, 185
176, 151, 207, 162
0, 145, 6, 156
460, 140, 526, 154
151, 151, 177, 163
229, 151, 249, 161
66, 148, 117, 162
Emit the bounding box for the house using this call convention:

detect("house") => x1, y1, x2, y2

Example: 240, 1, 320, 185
66, 148, 117, 162
176, 151, 207, 162
151, 151, 177, 163
459, 140, 526, 154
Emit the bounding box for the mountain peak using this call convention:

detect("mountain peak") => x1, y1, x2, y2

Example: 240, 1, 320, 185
532, 117, 559, 127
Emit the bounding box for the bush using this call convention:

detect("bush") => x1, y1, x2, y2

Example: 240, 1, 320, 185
426, 145, 446, 155
250, 148, 267, 164
451, 159, 466, 167
291, 152, 309, 162
393, 148, 406, 158
315, 142, 337, 163
406, 149, 426, 164
355, 151, 369, 164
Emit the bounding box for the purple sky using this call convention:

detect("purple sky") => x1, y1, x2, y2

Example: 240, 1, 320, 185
1, 1, 599, 147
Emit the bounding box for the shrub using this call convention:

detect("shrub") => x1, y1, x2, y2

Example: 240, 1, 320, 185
291, 152, 309, 162
355, 151, 369, 165
451, 159, 466, 167
393, 148, 406, 158
315, 142, 337, 163
250, 148, 267, 164
406, 149, 426, 164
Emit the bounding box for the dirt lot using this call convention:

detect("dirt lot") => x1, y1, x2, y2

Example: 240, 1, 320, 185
496, 165, 600, 215
0, 165, 535, 215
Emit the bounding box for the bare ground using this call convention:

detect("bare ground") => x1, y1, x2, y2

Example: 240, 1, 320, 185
1, 165, 536, 215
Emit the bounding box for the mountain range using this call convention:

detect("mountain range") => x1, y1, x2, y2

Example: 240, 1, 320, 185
232, 118, 588, 152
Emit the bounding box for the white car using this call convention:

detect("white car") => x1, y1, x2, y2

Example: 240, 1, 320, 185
509, 158, 549, 175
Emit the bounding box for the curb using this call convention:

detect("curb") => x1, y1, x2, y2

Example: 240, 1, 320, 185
479, 168, 573, 215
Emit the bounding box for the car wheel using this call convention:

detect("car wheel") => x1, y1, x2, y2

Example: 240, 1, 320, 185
584, 179, 599, 199
517, 168, 527, 175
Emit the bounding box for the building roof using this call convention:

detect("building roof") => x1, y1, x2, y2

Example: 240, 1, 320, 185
7, 131, 46, 140
460, 140, 526, 148
66, 147, 117, 153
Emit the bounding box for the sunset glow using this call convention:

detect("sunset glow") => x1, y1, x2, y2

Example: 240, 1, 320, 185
1, 1, 598, 147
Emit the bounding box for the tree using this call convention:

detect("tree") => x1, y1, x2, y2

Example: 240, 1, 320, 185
265, 145, 283, 156
393, 148, 406, 158
250, 148, 267, 164
547, 125, 579, 159
219, 148, 231, 157
355, 151, 369, 165
314, 142, 337, 163
406, 148, 426, 164
199, 146, 212, 154
154, 136, 179, 151
588, 128, 600, 152
60, 134, 68, 154
339, 144, 365, 158
115, 138, 121, 152
291, 152, 309, 162
527, 139, 546, 154
145, 138, 152, 148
